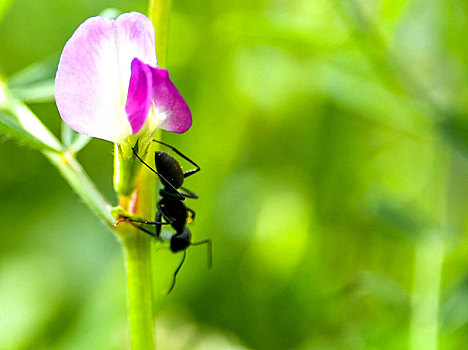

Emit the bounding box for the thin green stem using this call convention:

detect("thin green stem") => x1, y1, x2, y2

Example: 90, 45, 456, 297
148, 0, 173, 69
410, 143, 450, 350
44, 150, 116, 229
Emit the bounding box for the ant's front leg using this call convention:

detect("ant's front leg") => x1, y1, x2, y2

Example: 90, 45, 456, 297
128, 222, 158, 238
117, 212, 166, 226
132, 210, 172, 238
126, 216, 168, 225
155, 210, 164, 237
124, 209, 173, 238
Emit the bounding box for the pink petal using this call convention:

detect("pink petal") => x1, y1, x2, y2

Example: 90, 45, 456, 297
55, 12, 156, 142
114, 13, 157, 87
125, 58, 153, 134
149, 67, 192, 133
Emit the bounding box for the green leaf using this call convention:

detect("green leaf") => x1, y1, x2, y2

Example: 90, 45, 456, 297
9, 80, 55, 103
0, 0, 13, 24
0, 108, 60, 152
441, 275, 468, 331
68, 133, 91, 153
61, 121, 74, 147
0, 80, 62, 152
355, 270, 409, 309
438, 113, 468, 157
369, 197, 429, 243
7, 55, 59, 103
7, 55, 59, 87
61, 122, 91, 153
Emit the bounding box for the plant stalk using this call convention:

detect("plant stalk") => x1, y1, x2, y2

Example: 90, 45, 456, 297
114, 0, 173, 346
120, 224, 156, 349
118, 140, 158, 349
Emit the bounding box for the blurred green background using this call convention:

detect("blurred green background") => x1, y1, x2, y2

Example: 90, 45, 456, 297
1, 0, 468, 349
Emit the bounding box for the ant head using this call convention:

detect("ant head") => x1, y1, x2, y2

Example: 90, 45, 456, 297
170, 228, 191, 253
155, 151, 184, 189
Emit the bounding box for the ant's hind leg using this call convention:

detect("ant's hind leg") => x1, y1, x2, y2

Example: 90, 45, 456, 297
153, 140, 200, 178
192, 238, 212, 268
186, 208, 196, 223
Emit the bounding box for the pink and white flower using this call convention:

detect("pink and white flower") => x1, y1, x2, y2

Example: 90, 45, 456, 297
55, 12, 191, 151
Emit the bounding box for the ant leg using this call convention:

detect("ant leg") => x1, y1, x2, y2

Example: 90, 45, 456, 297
126, 212, 172, 238
126, 218, 168, 225
128, 211, 173, 226
192, 238, 212, 268
155, 210, 163, 237
129, 222, 157, 238
179, 187, 198, 199
153, 140, 201, 178
161, 188, 197, 200
166, 251, 187, 294
132, 147, 184, 200
186, 208, 196, 222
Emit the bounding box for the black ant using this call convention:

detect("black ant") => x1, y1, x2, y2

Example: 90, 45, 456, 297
126, 140, 211, 294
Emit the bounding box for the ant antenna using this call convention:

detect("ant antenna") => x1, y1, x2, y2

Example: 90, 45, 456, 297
132, 147, 184, 200
166, 251, 187, 294
192, 238, 212, 268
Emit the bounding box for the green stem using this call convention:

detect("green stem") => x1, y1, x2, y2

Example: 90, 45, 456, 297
112, 0, 173, 346
148, 0, 173, 69
410, 143, 450, 350
117, 140, 158, 349
44, 150, 116, 229
120, 226, 156, 350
